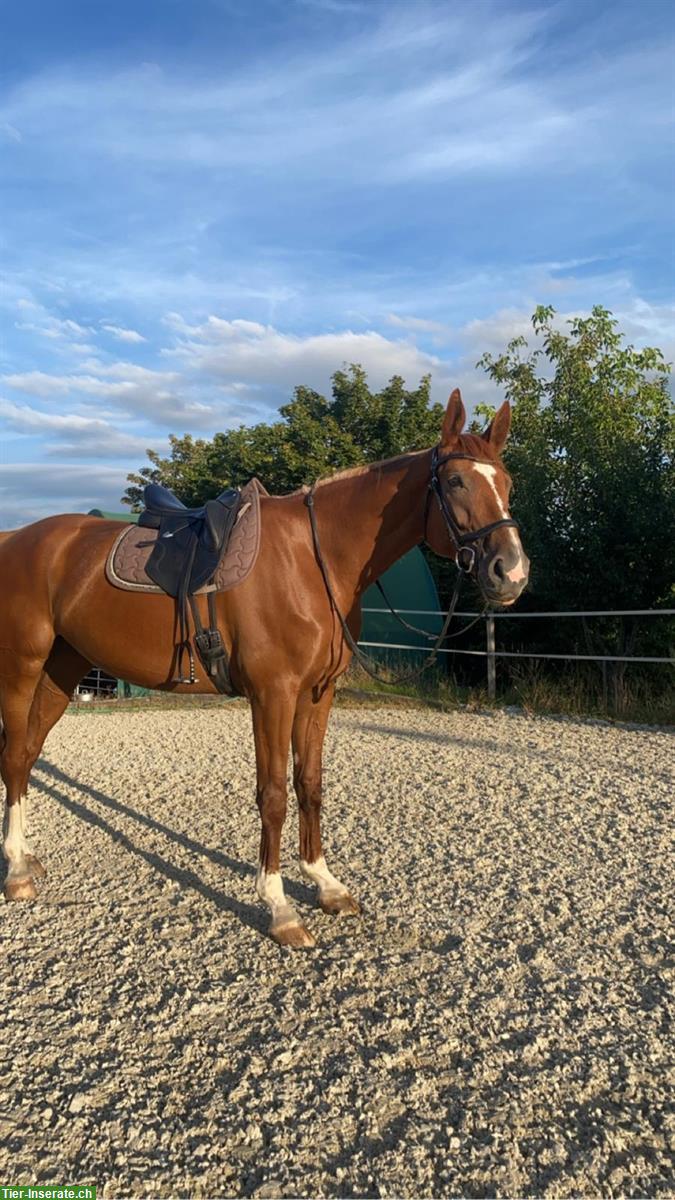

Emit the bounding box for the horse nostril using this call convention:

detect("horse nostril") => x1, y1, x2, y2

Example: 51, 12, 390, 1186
492, 558, 506, 582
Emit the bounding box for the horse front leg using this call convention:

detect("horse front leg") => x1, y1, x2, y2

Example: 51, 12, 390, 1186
252, 690, 316, 948
293, 686, 360, 918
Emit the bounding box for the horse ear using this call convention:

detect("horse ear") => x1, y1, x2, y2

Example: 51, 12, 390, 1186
441, 388, 466, 446
483, 400, 511, 453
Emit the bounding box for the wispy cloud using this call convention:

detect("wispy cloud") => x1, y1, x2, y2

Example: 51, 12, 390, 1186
15, 300, 93, 341
101, 324, 147, 344
0, 462, 130, 527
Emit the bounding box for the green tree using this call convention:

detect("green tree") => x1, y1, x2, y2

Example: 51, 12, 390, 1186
123, 365, 444, 508
477, 305, 674, 700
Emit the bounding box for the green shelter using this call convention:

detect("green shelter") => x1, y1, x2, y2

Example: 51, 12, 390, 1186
88, 509, 139, 522
361, 548, 442, 666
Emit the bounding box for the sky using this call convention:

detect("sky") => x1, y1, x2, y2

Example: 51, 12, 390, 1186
1, 0, 673, 525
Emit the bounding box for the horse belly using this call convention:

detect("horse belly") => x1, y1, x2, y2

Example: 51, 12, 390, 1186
58, 575, 221, 693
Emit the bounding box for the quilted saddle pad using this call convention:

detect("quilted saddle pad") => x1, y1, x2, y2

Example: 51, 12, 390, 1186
106, 479, 263, 594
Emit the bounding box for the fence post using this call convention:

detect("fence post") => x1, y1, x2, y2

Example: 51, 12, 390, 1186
486, 614, 496, 700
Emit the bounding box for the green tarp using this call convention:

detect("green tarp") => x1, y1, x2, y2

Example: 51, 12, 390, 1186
361, 548, 442, 666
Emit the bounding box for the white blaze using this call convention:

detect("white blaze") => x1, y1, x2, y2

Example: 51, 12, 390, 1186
472, 463, 527, 583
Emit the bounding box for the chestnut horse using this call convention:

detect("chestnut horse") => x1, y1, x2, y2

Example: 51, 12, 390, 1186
0, 391, 529, 946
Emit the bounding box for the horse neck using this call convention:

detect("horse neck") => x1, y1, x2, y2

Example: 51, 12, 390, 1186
310, 449, 431, 604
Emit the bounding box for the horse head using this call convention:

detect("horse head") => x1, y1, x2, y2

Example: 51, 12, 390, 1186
426, 388, 529, 606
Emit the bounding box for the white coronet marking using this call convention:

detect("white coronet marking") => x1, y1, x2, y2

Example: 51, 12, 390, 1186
256, 867, 300, 929
300, 855, 349, 898
471, 462, 526, 580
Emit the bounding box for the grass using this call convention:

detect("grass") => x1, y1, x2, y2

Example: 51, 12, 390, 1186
66, 662, 674, 727
339, 658, 675, 727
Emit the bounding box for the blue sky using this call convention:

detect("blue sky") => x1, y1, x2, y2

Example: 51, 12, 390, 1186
1, 0, 673, 524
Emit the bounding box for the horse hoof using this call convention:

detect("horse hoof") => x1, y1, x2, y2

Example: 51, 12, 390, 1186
25, 855, 46, 879
319, 892, 361, 917
271, 922, 317, 949
4, 876, 38, 902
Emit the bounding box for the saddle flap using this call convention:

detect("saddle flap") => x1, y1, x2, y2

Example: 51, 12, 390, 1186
204, 492, 242, 554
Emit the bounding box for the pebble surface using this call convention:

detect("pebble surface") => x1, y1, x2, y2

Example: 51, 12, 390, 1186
0, 704, 673, 1198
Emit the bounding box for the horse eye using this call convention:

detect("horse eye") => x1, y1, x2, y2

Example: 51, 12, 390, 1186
447, 474, 463, 489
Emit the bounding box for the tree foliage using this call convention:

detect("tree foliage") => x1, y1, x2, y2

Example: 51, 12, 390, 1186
477, 305, 674, 613
123, 366, 443, 508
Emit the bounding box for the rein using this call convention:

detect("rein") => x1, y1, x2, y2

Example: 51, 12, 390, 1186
305, 446, 519, 686
373, 579, 486, 642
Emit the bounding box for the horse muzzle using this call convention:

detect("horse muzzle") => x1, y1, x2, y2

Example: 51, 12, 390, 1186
478, 544, 530, 606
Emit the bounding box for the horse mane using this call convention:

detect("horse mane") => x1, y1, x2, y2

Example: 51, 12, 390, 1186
291, 432, 501, 496
308, 448, 428, 491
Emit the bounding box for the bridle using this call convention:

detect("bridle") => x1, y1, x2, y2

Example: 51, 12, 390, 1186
426, 446, 519, 575
305, 444, 520, 686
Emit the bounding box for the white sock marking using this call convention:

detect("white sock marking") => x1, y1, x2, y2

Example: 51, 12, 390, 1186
300, 855, 349, 898
3, 804, 30, 877
256, 868, 300, 929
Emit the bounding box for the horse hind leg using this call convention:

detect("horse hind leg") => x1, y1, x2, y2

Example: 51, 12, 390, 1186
1, 658, 46, 901
3, 640, 90, 898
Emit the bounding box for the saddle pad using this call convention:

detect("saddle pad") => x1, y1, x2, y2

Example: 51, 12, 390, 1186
106, 479, 262, 594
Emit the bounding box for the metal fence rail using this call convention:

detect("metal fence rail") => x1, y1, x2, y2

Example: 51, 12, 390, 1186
360, 607, 675, 699
74, 667, 118, 700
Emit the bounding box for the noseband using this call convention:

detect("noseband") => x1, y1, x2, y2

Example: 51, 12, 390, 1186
426, 446, 519, 574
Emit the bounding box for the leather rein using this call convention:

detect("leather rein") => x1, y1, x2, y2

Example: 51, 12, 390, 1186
306, 446, 519, 685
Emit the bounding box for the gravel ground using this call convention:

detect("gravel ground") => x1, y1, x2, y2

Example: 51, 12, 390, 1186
0, 703, 673, 1199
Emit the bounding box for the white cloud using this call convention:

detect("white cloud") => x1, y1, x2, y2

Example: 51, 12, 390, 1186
450, 298, 675, 415
1, 363, 222, 428
0, 398, 105, 431
0, 463, 130, 527
0, 398, 161, 459
167, 315, 451, 400
460, 299, 675, 363
101, 323, 147, 343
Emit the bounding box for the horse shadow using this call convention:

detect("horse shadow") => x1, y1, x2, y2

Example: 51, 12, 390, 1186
26, 761, 315, 931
